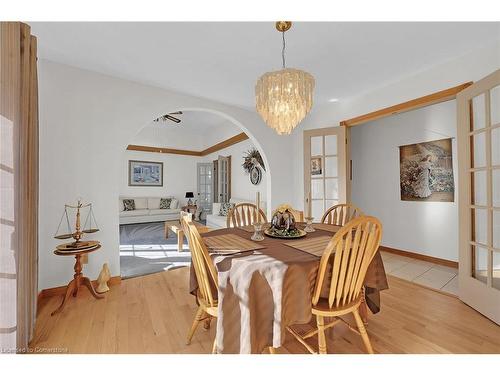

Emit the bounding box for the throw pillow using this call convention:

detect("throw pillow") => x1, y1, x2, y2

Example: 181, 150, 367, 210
219, 202, 234, 216
123, 199, 135, 211
160, 198, 173, 209
170, 198, 179, 209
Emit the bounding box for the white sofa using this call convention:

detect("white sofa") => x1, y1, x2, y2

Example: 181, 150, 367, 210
119, 197, 181, 225
205, 197, 267, 229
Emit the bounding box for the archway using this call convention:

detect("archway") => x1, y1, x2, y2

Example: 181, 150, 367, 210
118, 108, 272, 278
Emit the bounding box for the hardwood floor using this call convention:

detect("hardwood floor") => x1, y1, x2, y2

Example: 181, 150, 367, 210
31, 268, 500, 354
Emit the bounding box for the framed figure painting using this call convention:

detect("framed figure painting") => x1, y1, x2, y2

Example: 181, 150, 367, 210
399, 138, 454, 202
128, 160, 163, 187
311, 157, 322, 176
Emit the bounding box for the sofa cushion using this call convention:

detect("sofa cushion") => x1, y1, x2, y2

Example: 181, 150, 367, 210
134, 198, 148, 210
170, 198, 179, 209
149, 208, 180, 216
120, 209, 149, 217
123, 199, 135, 211
147, 197, 161, 209
206, 214, 227, 229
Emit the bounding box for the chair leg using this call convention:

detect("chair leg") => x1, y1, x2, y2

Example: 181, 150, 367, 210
203, 315, 212, 331
316, 315, 327, 354
186, 306, 204, 345
212, 338, 217, 354
353, 309, 374, 354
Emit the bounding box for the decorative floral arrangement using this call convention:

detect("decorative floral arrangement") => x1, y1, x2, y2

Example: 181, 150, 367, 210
273, 203, 292, 214
242, 148, 265, 173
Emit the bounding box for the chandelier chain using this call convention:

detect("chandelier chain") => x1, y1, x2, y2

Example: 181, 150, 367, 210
281, 31, 286, 69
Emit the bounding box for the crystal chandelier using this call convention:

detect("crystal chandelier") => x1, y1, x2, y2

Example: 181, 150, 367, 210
255, 21, 315, 135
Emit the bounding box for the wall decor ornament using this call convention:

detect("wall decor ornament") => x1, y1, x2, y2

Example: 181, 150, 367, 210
243, 148, 265, 185
399, 138, 454, 202
128, 160, 163, 187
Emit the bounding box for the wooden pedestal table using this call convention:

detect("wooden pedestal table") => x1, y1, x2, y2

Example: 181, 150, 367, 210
51, 241, 104, 316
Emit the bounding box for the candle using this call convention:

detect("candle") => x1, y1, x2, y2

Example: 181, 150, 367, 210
307, 191, 312, 218
256, 191, 260, 222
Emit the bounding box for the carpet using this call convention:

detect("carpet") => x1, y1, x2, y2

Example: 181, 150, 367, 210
119, 222, 192, 279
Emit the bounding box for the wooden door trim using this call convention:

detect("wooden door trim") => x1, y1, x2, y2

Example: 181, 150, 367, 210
340, 82, 473, 127
127, 132, 248, 157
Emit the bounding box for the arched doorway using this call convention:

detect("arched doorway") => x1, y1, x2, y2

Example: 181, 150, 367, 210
118, 108, 272, 278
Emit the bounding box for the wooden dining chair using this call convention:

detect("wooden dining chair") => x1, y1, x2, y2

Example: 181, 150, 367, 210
286, 216, 383, 354
288, 208, 304, 222
321, 203, 364, 226
181, 216, 219, 353
226, 203, 267, 228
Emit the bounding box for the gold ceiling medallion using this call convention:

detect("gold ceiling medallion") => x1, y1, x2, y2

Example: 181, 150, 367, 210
255, 21, 315, 135
275, 21, 292, 32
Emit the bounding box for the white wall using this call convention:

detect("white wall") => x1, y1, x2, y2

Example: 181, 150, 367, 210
351, 101, 458, 261
120, 151, 198, 205
202, 138, 268, 205
38, 59, 295, 290
291, 40, 500, 210
288, 40, 499, 262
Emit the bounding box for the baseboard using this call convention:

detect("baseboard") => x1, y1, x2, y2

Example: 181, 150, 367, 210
38, 275, 121, 300
380, 246, 458, 268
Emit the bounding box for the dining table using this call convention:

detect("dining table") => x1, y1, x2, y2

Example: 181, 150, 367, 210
189, 223, 389, 354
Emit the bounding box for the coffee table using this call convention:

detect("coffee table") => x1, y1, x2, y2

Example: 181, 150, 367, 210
164, 220, 211, 252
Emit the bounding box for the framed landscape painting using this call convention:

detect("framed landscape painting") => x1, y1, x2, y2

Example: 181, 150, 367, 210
128, 160, 163, 187
399, 138, 454, 202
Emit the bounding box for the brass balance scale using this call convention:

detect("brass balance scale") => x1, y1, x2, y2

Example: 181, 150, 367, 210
51, 200, 104, 315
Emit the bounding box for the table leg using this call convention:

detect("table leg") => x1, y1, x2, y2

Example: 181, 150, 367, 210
51, 278, 77, 316
82, 276, 104, 300
178, 230, 184, 252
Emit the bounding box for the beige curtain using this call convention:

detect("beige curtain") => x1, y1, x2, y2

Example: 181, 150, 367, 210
0, 22, 39, 352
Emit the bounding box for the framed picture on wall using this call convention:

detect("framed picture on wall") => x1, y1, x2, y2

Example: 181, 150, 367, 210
128, 160, 163, 187
311, 157, 322, 176
399, 138, 454, 202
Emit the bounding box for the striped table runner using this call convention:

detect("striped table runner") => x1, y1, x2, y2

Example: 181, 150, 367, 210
204, 233, 265, 254
312, 223, 342, 233
283, 235, 333, 257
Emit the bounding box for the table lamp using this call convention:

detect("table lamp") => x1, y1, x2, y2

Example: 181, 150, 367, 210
185, 191, 194, 205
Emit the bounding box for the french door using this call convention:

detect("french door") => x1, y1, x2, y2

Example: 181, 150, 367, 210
197, 163, 213, 214
217, 155, 231, 203
304, 127, 347, 221
457, 69, 500, 324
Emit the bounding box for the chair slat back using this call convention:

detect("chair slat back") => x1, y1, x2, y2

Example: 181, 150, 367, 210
181, 216, 218, 307
321, 203, 363, 226
226, 203, 267, 228
288, 208, 304, 222
312, 216, 382, 309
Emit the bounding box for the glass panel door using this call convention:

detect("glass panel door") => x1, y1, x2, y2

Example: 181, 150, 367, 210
457, 69, 500, 324
304, 127, 346, 222
217, 155, 231, 203
197, 163, 213, 215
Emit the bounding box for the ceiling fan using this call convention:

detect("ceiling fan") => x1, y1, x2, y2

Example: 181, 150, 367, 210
154, 111, 183, 124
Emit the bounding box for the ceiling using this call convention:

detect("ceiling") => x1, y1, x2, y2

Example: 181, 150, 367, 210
133, 110, 240, 150
151, 110, 230, 130
30, 22, 500, 108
